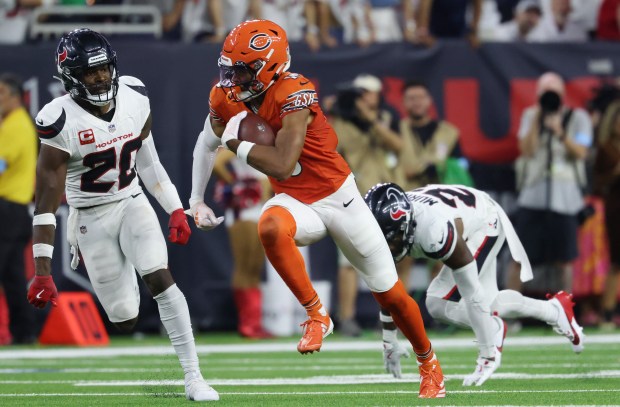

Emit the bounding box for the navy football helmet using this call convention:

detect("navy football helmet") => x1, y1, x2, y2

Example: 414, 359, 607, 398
55, 28, 118, 106
364, 183, 416, 262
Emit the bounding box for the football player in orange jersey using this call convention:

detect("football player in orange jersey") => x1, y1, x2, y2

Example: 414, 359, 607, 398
188, 20, 445, 398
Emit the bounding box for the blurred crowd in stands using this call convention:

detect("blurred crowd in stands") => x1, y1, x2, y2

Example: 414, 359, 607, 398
3, 0, 620, 45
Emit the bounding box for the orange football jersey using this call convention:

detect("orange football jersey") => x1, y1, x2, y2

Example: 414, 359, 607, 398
209, 72, 351, 204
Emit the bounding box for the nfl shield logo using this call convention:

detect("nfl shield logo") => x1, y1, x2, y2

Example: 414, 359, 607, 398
108, 123, 116, 133
80, 226, 87, 234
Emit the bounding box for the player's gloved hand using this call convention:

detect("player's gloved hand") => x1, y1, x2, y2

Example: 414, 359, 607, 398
27, 275, 59, 309
383, 339, 411, 379
168, 208, 192, 245
185, 202, 224, 232
221, 110, 247, 149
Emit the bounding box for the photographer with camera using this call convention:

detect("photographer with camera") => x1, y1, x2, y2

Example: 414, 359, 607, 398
330, 74, 405, 336
513, 72, 592, 293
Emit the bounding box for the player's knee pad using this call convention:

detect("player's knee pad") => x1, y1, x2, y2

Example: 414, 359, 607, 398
426, 296, 447, 320
491, 289, 523, 318
108, 301, 139, 325
258, 207, 295, 247
363, 270, 399, 293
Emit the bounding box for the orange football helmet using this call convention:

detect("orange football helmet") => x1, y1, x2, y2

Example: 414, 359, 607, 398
218, 20, 291, 102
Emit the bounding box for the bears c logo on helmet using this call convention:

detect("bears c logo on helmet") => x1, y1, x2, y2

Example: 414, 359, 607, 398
249, 33, 272, 51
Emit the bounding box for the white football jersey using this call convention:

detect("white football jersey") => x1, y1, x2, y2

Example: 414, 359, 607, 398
407, 184, 494, 261
36, 76, 150, 209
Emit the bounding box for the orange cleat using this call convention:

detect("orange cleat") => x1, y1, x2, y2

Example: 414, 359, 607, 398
417, 353, 446, 398
297, 315, 334, 354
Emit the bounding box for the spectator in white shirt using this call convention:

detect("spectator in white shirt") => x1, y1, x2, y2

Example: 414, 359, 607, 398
492, 0, 542, 41
262, 0, 306, 43
529, 0, 589, 41
325, 0, 373, 47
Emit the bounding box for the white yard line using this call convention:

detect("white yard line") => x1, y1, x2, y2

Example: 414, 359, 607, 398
0, 362, 619, 374
1, 371, 619, 386
0, 364, 618, 376
0, 390, 618, 400
1, 334, 619, 360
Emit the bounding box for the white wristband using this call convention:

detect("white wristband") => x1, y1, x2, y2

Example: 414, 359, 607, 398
33, 243, 54, 259
379, 312, 394, 323
33, 213, 56, 228
236, 141, 255, 164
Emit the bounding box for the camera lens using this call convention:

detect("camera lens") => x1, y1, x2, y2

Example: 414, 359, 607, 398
539, 90, 561, 113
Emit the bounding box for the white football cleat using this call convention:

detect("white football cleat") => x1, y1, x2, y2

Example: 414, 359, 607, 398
462, 355, 500, 387
547, 291, 585, 353
185, 374, 219, 402
463, 316, 505, 387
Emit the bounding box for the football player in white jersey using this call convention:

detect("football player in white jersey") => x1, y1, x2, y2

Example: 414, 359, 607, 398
365, 183, 585, 386
26, 29, 218, 402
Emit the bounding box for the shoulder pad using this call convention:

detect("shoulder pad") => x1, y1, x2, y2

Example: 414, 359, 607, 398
421, 219, 456, 261
35, 102, 66, 139
120, 75, 148, 96
277, 74, 318, 115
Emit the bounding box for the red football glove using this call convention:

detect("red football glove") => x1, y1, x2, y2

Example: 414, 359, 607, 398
168, 208, 191, 245
27, 275, 58, 309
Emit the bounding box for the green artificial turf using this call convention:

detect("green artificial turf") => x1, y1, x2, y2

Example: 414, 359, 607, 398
1, 328, 618, 406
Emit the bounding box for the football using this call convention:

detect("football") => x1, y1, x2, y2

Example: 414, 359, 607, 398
237, 112, 276, 146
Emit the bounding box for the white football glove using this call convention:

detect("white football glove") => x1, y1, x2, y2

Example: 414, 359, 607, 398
221, 110, 247, 150
185, 202, 224, 232
383, 340, 410, 379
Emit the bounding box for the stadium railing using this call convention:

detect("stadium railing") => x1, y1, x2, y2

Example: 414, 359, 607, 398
29, 5, 162, 40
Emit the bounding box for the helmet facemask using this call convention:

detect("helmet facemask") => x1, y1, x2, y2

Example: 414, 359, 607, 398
60, 62, 118, 107
386, 213, 416, 263
218, 57, 266, 102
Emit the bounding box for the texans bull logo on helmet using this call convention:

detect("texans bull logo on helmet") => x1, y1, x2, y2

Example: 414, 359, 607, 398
385, 186, 411, 221
57, 48, 67, 65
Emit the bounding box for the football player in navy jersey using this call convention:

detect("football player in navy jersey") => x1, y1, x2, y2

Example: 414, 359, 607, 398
366, 183, 585, 386
28, 28, 218, 402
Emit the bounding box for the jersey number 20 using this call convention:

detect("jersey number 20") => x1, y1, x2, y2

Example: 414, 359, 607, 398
81, 138, 142, 193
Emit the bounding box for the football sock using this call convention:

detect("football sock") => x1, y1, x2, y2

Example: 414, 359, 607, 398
258, 206, 322, 314
154, 284, 200, 377
492, 289, 559, 324
453, 262, 497, 359
372, 280, 432, 358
